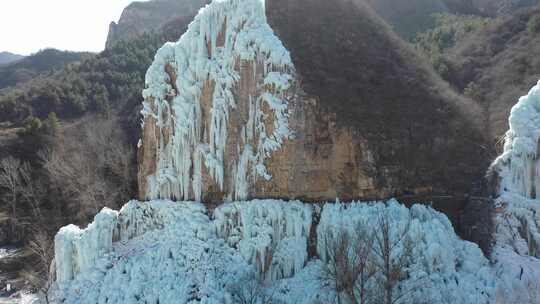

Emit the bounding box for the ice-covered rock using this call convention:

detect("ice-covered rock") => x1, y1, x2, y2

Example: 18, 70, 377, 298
493, 80, 540, 199
53, 199, 495, 303
491, 81, 540, 258
214, 200, 312, 281
54, 200, 210, 283
54, 208, 118, 283
53, 200, 236, 304
317, 200, 494, 304
138, 0, 295, 202
490, 80, 540, 302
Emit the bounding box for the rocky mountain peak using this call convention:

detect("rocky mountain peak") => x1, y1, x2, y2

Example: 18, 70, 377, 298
106, 0, 209, 48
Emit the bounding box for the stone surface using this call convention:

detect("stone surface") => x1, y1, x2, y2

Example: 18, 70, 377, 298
106, 0, 208, 48
138, 0, 491, 203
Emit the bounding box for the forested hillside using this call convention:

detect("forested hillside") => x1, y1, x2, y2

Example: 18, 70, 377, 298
0, 52, 24, 66
0, 30, 181, 293
0, 49, 90, 90
413, 6, 540, 140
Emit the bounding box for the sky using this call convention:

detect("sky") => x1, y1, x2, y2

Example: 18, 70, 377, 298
1, 0, 148, 55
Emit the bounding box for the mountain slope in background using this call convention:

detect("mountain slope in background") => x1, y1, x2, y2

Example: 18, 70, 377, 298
105, 0, 208, 48
365, 0, 451, 39
443, 7, 540, 139
364, 0, 540, 39
471, 0, 540, 16
0, 52, 24, 66
0, 49, 90, 90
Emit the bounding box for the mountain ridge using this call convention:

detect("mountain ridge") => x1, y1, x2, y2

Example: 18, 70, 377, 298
0, 51, 24, 66
105, 0, 208, 48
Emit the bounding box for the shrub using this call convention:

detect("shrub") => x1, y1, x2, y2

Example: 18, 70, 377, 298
528, 14, 540, 34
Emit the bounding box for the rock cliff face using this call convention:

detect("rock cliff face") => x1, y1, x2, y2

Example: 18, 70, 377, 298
106, 0, 208, 48
138, 0, 489, 203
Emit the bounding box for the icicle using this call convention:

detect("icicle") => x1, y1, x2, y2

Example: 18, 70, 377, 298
140, 0, 295, 201
214, 200, 312, 281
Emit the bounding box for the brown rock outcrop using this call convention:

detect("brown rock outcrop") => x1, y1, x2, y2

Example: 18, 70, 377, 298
138, 0, 490, 203
106, 0, 209, 48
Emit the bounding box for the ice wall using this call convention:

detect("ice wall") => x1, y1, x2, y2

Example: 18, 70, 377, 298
489, 80, 540, 302
140, 0, 295, 202
493, 80, 540, 199
317, 200, 494, 304
54, 209, 118, 283
53, 200, 236, 304
54, 199, 494, 303
490, 80, 540, 257
54, 200, 208, 283
54, 199, 311, 288
214, 200, 312, 281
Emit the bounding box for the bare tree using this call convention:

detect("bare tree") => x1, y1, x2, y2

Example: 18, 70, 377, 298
321, 222, 376, 304
0, 156, 33, 237
372, 212, 416, 304
41, 116, 135, 223
23, 228, 55, 304
227, 270, 285, 304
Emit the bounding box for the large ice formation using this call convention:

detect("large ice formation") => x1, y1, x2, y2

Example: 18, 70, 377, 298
317, 200, 494, 304
140, 0, 295, 202
214, 200, 312, 281
53, 199, 494, 304
54, 201, 212, 283
54, 201, 247, 303
490, 80, 540, 302
494, 80, 540, 199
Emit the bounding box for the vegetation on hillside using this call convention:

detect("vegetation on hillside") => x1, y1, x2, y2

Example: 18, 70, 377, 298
0, 115, 136, 293
365, 0, 450, 40
0, 33, 165, 133
0, 49, 91, 90
269, 0, 491, 198
417, 7, 540, 139
0, 31, 173, 293
413, 13, 491, 76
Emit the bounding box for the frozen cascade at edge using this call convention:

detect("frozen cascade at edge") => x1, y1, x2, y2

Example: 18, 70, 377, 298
494, 80, 540, 199
490, 80, 540, 302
